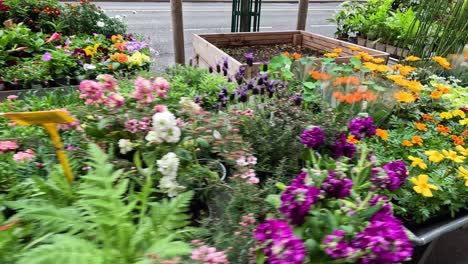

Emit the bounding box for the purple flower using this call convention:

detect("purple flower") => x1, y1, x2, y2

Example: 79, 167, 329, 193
125, 41, 149, 53
42, 52, 52, 61
369, 195, 392, 217
371, 161, 407, 191
330, 133, 357, 159
322, 170, 353, 198
352, 214, 413, 264
348, 116, 376, 140
323, 230, 355, 259
300, 127, 325, 149
254, 219, 306, 264
245, 53, 254, 66
280, 173, 320, 225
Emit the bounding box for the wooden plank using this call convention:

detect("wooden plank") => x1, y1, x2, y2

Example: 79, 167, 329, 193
193, 34, 243, 76
171, 0, 185, 64
293, 34, 303, 46
199, 31, 300, 38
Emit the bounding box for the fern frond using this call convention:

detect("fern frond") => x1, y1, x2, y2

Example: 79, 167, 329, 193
143, 237, 192, 260
16, 234, 105, 264
151, 191, 194, 237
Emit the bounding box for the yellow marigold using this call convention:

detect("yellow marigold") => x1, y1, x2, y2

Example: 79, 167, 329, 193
394, 91, 417, 103
405, 55, 420, 62
411, 174, 438, 197
398, 65, 417, 76
376, 64, 390, 73
363, 62, 378, 71
348, 45, 361, 51
460, 118, 468, 125
408, 155, 427, 169
432, 56, 452, 70
324, 52, 339, 58
402, 140, 413, 147
452, 109, 466, 118
412, 135, 424, 146
440, 112, 453, 119
456, 145, 468, 156
459, 166, 468, 186
111, 34, 123, 43
372, 58, 385, 64
386, 74, 405, 82
404, 80, 423, 93
376, 128, 388, 140
430, 90, 442, 99
413, 122, 428, 131
333, 48, 343, 53
442, 149, 466, 163
424, 150, 445, 163
358, 52, 373, 61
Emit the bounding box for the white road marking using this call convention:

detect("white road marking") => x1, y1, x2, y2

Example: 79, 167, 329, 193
309, 24, 336, 27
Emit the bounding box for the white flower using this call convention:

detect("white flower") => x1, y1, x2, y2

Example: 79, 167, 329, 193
83, 64, 96, 70
118, 139, 134, 154
179, 97, 201, 114
236, 156, 248, 167
97, 21, 105, 27
159, 177, 185, 197
213, 130, 222, 140
145, 130, 163, 144
164, 126, 181, 143
152, 111, 177, 129
157, 152, 179, 178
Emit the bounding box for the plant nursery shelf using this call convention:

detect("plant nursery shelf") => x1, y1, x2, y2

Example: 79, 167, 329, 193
193, 31, 389, 76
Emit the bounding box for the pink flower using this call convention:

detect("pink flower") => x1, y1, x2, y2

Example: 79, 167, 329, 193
236, 156, 248, 167
46, 32, 61, 42
16, 46, 27, 51
13, 149, 35, 162
191, 245, 229, 264
138, 117, 151, 132
153, 104, 168, 113
133, 77, 155, 105
66, 145, 76, 151
153, 77, 170, 99
125, 119, 140, 133
79, 80, 103, 104
7, 95, 18, 100
0, 140, 19, 153
246, 155, 257, 165
97, 74, 119, 91
105, 93, 125, 108
8, 122, 16, 127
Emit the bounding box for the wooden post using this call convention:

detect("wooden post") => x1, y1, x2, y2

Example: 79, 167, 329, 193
171, 0, 185, 64
296, 0, 308, 31
240, 0, 250, 32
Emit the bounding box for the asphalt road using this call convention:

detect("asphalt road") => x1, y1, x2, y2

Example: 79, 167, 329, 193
95, 2, 341, 72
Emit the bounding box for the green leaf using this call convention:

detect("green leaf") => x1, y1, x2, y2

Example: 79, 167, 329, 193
145, 238, 192, 259
256, 249, 266, 264
303, 82, 318, 90
196, 138, 210, 148
265, 194, 281, 209
349, 57, 362, 67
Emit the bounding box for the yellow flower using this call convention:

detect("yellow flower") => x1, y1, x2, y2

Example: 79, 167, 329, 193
386, 75, 404, 82
348, 45, 360, 52
363, 62, 378, 71
128, 51, 150, 67
442, 149, 466, 163
83, 44, 100, 58
405, 55, 420, 62
452, 109, 466, 118
376, 64, 390, 73
440, 112, 453, 119
333, 48, 343, 53
432, 56, 452, 70
375, 128, 388, 140
456, 145, 468, 156
404, 80, 422, 93
458, 166, 468, 186
324, 52, 339, 58
411, 174, 438, 197
460, 118, 468, 125
408, 155, 428, 169
372, 58, 385, 64
424, 150, 445, 163
394, 91, 417, 103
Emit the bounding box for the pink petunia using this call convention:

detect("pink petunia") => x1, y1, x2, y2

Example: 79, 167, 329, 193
13, 149, 35, 162
6, 95, 18, 100
0, 140, 19, 153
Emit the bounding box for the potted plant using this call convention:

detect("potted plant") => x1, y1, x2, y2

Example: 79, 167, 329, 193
0, 60, 51, 90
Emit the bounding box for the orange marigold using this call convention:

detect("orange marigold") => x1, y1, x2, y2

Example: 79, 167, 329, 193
437, 125, 451, 135
402, 140, 413, 147
394, 91, 417, 103
347, 135, 360, 144
376, 128, 388, 140
432, 56, 452, 70
452, 135, 465, 146
422, 114, 435, 122
413, 122, 428, 131
431, 90, 442, 99
412, 136, 424, 146
114, 42, 126, 51
436, 84, 450, 94
293, 52, 301, 60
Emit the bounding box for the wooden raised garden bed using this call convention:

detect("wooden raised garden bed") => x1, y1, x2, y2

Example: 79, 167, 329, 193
193, 30, 390, 76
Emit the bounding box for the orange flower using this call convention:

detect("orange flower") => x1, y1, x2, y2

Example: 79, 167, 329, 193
452, 135, 465, 146
333, 91, 345, 102
463, 130, 468, 136
402, 140, 413, 147
431, 90, 442, 99
111, 34, 123, 43
110, 52, 129, 63
114, 42, 126, 51
293, 52, 301, 60
412, 136, 424, 146
413, 122, 428, 131
347, 135, 360, 144
309, 70, 330, 81
333, 76, 360, 87
432, 56, 452, 70
437, 125, 451, 135
376, 128, 388, 140
363, 91, 377, 101
436, 84, 450, 94
422, 114, 435, 122
284, 51, 290, 57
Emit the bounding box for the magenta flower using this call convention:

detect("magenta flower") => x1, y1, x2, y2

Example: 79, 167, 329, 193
42, 52, 52, 61
46, 32, 61, 42
371, 161, 407, 191
321, 170, 353, 199
97, 74, 118, 91
300, 127, 325, 149
348, 116, 376, 140
330, 132, 357, 159
79, 80, 104, 105
323, 230, 355, 259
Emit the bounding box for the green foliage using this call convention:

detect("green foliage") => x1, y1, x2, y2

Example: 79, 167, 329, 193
5, 144, 194, 264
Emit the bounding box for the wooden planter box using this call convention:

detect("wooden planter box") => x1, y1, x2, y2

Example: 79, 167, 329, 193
193, 31, 389, 76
